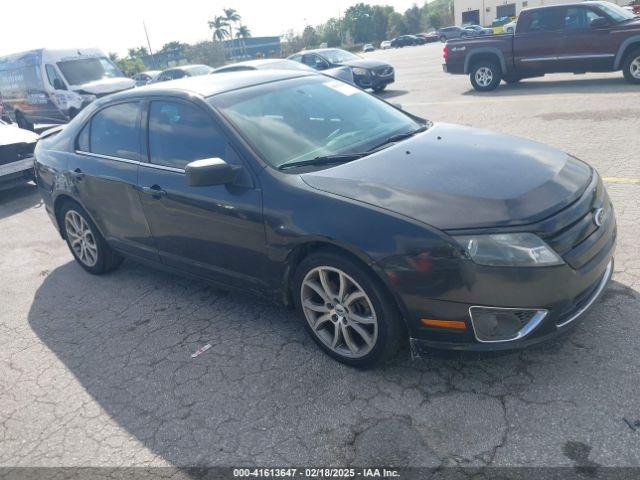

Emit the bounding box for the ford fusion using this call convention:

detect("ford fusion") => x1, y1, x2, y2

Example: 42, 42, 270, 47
35, 71, 615, 366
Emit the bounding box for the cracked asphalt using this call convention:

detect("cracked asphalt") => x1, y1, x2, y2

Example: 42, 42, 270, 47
1, 44, 639, 471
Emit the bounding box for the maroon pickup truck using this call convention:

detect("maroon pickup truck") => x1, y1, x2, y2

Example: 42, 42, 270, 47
444, 1, 640, 91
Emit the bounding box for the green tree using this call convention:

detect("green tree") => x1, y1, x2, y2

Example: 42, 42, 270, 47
127, 46, 149, 59
387, 12, 408, 37
160, 41, 187, 52
208, 15, 230, 42
318, 17, 343, 47
404, 4, 423, 33
344, 3, 375, 44
236, 25, 251, 56
302, 25, 318, 48
184, 41, 226, 67
223, 8, 241, 57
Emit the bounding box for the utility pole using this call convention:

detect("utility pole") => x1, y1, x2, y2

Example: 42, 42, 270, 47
143, 20, 156, 69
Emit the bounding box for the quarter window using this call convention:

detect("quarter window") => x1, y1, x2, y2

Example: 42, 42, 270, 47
89, 102, 141, 160
148, 101, 226, 170
77, 123, 90, 151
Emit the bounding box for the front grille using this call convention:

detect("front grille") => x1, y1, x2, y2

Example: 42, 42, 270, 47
544, 177, 614, 270
376, 66, 393, 76
0, 142, 36, 167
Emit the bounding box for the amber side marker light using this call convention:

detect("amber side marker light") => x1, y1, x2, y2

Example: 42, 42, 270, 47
421, 318, 467, 330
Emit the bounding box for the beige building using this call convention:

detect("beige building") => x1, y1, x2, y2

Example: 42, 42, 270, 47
454, 0, 628, 26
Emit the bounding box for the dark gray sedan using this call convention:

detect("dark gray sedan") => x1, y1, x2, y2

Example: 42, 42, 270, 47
34, 70, 615, 366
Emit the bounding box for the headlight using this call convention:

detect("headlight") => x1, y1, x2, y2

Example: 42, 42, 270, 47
351, 67, 369, 76
453, 233, 563, 267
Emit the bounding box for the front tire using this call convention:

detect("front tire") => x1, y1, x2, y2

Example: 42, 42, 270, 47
60, 201, 123, 275
470, 60, 502, 92
622, 47, 640, 84
293, 251, 404, 367
372, 84, 387, 93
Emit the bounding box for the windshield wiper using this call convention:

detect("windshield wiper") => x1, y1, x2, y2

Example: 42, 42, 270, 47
277, 124, 429, 171
368, 124, 428, 151
278, 152, 367, 170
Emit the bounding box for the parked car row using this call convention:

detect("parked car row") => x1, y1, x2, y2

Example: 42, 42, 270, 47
287, 48, 395, 92
0, 119, 38, 191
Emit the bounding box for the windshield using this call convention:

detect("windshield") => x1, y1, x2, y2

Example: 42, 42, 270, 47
185, 65, 213, 76
598, 2, 636, 22
210, 76, 423, 169
321, 49, 360, 64
57, 57, 123, 85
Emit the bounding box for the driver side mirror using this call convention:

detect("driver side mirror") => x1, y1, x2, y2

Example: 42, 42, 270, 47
53, 79, 66, 90
590, 17, 608, 28
185, 158, 239, 187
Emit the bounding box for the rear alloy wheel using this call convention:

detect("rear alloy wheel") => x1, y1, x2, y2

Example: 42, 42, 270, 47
60, 201, 123, 274
622, 48, 640, 84
294, 252, 403, 367
440, 36, 447, 43
470, 61, 502, 92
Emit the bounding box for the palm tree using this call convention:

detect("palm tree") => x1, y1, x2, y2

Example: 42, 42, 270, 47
208, 15, 229, 43
223, 8, 241, 57
235, 25, 251, 56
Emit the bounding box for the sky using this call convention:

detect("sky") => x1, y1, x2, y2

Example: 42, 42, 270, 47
1, 0, 420, 57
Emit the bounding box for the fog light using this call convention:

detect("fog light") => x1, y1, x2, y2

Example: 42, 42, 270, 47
468, 307, 547, 343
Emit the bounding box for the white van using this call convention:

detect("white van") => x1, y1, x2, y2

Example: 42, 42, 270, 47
0, 48, 135, 130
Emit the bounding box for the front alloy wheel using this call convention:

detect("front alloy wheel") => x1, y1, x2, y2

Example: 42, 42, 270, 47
623, 48, 640, 84
301, 266, 378, 359
294, 251, 404, 366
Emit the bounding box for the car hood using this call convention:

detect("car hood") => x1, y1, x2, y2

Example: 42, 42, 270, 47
337, 58, 391, 69
0, 124, 39, 146
301, 123, 592, 230
71, 77, 135, 95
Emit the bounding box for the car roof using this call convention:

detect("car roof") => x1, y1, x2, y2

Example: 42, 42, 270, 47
101, 69, 314, 101
522, 0, 607, 11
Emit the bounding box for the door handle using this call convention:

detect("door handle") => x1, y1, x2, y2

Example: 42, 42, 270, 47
73, 168, 84, 181
139, 185, 167, 198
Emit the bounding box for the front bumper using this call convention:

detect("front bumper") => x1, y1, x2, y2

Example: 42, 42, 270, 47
409, 258, 613, 352
354, 72, 395, 90
382, 173, 616, 351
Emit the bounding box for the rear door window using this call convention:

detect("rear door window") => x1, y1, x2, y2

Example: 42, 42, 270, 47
89, 102, 141, 160
147, 100, 227, 170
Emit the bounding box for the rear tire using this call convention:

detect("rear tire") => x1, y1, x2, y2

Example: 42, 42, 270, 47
470, 60, 502, 92
293, 251, 404, 367
622, 47, 640, 84
59, 201, 123, 275
15, 111, 34, 131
